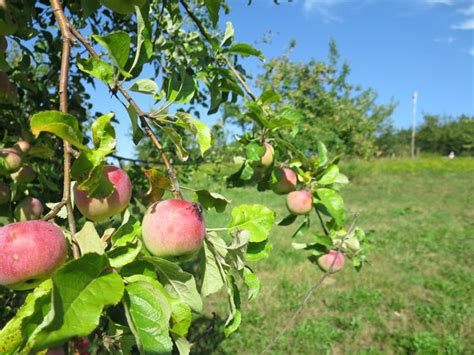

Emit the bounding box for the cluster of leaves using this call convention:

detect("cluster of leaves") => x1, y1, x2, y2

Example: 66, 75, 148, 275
0, 0, 369, 354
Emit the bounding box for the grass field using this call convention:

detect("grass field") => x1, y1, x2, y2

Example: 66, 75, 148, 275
190, 158, 474, 354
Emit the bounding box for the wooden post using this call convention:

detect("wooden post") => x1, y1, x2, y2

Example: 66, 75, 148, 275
411, 91, 417, 158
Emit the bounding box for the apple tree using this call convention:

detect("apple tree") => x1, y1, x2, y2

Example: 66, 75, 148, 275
0, 0, 368, 353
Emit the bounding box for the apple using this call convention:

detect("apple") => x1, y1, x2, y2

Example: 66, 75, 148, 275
0, 181, 10, 204
74, 165, 132, 222
11, 165, 36, 184
0, 220, 68, 290
318, 250, 345, 272
287, 190, 313, 215
14, 140, 31, 154
142, 199, 206, 258
0, 148, 22, 172
14, 196, 43, 221
271, 167, 297, 194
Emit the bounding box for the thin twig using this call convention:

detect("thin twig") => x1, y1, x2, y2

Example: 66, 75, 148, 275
178, 0, 212, 42
224, 57, 257, 101
66, 22, 184, 200
314, 206, 329, 236
261, 214, 359, 353
49, 0, 80, 259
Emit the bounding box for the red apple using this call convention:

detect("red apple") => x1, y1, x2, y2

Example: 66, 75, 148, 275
0, 220, 68, 290
287, 190, 313, 215
14, 196, 43, 221
318, 250, 345, 272
74, 165, 132, 222
271, 167, 297, 194
142, 199, 206, 258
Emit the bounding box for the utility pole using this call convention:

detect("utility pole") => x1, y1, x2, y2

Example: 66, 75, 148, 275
411, 91, 418, 158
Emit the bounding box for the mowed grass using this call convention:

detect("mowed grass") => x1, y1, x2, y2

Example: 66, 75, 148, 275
189, 158, 474, 354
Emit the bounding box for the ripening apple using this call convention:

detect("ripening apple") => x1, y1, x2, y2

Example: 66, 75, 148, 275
14, 196, 44, 221
142, 199, 206, 258
14, 140, 31, 154
0, 148, 22, 172
271, 167, 297, 194
318, 250, 345, 272
252, 142, 274, 169
0, 181, 10, 204
74, 165, 132, 222
0, 220, 68, 290
11, 165, 36, 184
287, 190, 313, 215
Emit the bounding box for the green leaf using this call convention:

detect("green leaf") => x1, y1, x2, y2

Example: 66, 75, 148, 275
317, 164, 339, 185
144, 257, 203, 313
166, 69, 196, 104
292, 219, 310, 239
208, 77, 221, 114
314, 234, 333, 247
71, 155, 114, 199
175, 112, 212, 155
228, 204, 275, 243
267, 107, 302, 130
258, 90, 281, 104
77, 57, 115, 84
245, 142, 265, 162
228, 43, 264, 61
144, 168, 171, 203
75, 221, 106, 255
204, 0, 221, 28
194, 190, 230, 213
129, 79, 158, 95
81, 0, 100, 18
0, 281, 51, 354
124, 281, 173, 355
28, 253, 124, 351
317, 141, 329, 167
161, 126, 189, 161
224, 275, 241, 337
108, 214, 142, 268
91, 112, 116, 152
315, 188, 346, 227
243, 266, 260, 301
30, 111, 88, 151
169, 301, 192, 338
126, 104, 144, 145
129, 6, 153, 73
277, 214, 298, 226
221, 21, 234, 47
173, 336, 191, 355
201, 239, 225, 298
93, 31, 131, 75
99, 0, 144, 14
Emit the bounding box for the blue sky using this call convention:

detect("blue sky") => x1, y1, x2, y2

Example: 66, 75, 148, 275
88, 0, 474, 158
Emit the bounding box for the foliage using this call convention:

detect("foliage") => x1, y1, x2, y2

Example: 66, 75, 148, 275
0, 0, 367, 354
377, 113, 474, 157
252, 39, 396, 158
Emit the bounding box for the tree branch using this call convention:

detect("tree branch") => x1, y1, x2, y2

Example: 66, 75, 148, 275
314, 206, 329, 236
48, 0, 80, 259
261, 215, 359, 353
178, 0, 212, 43
66, 22, 184, 200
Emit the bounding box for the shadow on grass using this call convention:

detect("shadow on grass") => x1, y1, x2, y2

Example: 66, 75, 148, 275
187, 313, 228, 355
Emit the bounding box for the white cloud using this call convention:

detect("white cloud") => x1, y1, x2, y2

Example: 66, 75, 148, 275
451, 18, 474, 29
303, 0, 345, 22
460, 5, 474, 15
423, 0, 454, 5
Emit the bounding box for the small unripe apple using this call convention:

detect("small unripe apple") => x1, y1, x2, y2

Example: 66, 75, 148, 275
343, 236, 361, 252
271, 167, 297, 194
142, 199, 206, 258
0, 220, 68, 290
0, 148, 22, 172
0, 181, 10, 204
74, 165, 132, 222
287, 190, 313, 215
14, 140, 31, 154
318, 250, 345, 272
254, 142, 274, 168
14, 196, 43, 221
11, 165, 36, 184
